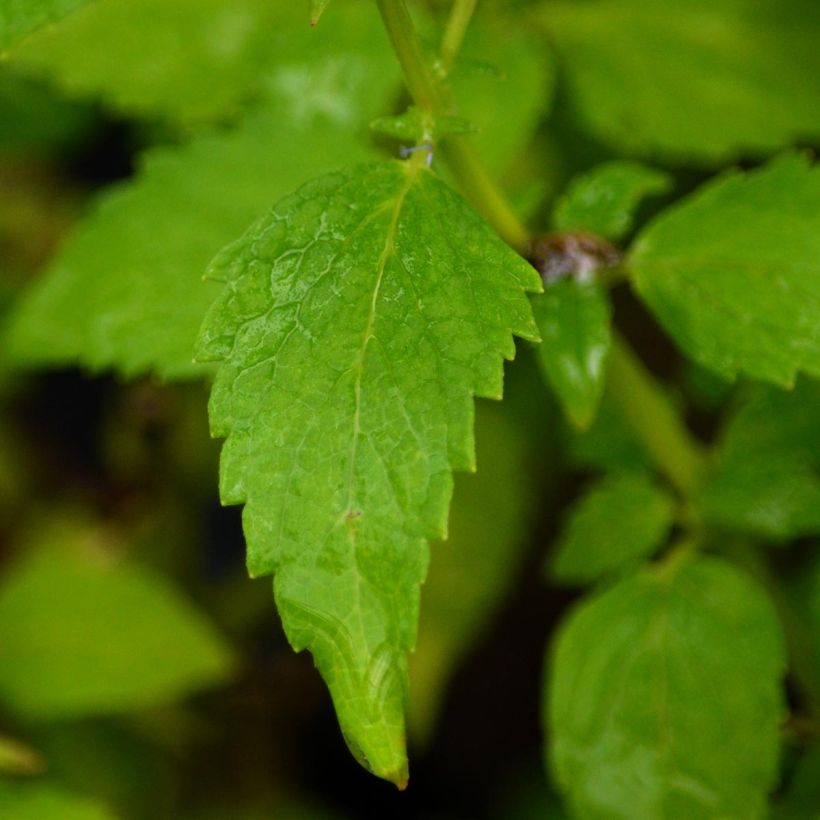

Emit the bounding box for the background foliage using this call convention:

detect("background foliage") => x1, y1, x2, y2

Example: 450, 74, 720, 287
1, 0, 819, 817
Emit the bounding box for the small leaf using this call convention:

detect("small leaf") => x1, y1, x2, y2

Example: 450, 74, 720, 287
0, 781, 114, 820
539, 0, 820, 162
531, 278, 611, 429
0, 525, 234, 719
698, 379, 820, 540
550, 472, 674, 584
370, 106, 475, 143
196, 161, 540, 784
309, 0, 330, 27
630, 153, 820, 385
0, 0, 88, 51
546, 555, 786, 818
553, 161, 672, 241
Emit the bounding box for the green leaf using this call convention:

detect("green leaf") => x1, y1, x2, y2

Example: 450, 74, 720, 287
410, 398, 544, 743
531, 279, 611, 429
630, 153, 820, 385
370, 106, 475, 144
196, 160, 540, 784
698, 379, 820, 540
0, 781, 114, 820
309, 0, 330, 27
0, 0, 87, 50
539, 0, 820, 163
452, 17, 554, 172
553, 161, 672, 241
9, 0, 386, 124
546, 555, 786, 818
772, 747, 820, 820
4, 16, 397, 379
550, 472, 674, 584
0, 526, 234, 719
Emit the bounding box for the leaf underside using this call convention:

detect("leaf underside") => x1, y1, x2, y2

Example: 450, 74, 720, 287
196, 160, 540, 784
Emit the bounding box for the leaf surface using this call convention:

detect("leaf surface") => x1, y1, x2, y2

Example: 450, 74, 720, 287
196, 160, 540, 784
546, 555, 785, 818
0, 526, 234, 719
553, 160, 671, 241
4, 16, 397, 378
0, 782, 114, 820
550, 472, 674, 584
531, 279, 610, 428
630, 153, 820, 385
0, 0, 87, 50
540, 0, 820, 163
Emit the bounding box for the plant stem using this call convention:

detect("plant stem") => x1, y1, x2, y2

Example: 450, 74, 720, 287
440, 0, 477, 72
375, 0, 530, 249
606, 331, 707, 497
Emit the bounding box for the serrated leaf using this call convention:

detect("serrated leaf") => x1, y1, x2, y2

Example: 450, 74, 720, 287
698, 378, 820, 540
546, 554, 786, 818
196, 160, 540, 784
553, 161, 672, 241
531, 279, 611, 429
0, 525, 234, 719
4, 15, 397, 378
550, 472, 674, 584
630, 153, 820, 385
0, 781, 114, 820
539, 0, 820, 163
0, 0, 88, 50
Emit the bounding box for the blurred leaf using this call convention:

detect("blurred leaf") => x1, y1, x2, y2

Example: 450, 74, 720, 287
550, 472, 674, 584
196, 159, 540, 784
309, 0, 331, 27
0, 735, 44, 775
0, 780, 114, 820
0, 523, 234, 719
452, 16, 554, 172
0, 0, 88, 50
540, 0, 820, 163
4, 11, 397, 379
630, 153, 820, 385
771, 747, 820, 819
546, 554, 786, 818
553, 160, 672, 241
410, 399, 541, 742
567, 393, 649, 473
531, 279, 611, 429
11, 0, 284, 122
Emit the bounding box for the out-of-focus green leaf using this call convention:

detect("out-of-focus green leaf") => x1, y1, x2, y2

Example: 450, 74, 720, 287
539, 0, 820, 163
0, 735, 44, 775
11, 0, 284, 122
0, 780, 114, 820
309, 0, 331, 27
546, 554, 786, 818
553, 160, 671, 241
452, 17, 554, 172
0, 523, 234, 719
531, 279, 611, 429
410, 399, 541, 743
630, 153, 820, 385
550, 472, 674, 584
771, 747, 820, 820
4, 10, 397, 379
196, 160, 540, 785
0, 0, 88, 50
699, 379, 820, 540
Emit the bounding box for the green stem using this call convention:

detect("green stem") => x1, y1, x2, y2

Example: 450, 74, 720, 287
375, 0, 530, 250
439, 0, 477, 72
606, 332, 707, 497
